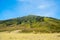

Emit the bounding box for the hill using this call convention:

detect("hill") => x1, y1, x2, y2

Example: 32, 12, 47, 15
0, 15, 60, 33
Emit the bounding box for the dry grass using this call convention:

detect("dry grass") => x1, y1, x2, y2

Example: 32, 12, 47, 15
0, 32, 60, 40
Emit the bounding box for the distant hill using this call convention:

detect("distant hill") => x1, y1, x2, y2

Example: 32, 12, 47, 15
0, 15, 60, 33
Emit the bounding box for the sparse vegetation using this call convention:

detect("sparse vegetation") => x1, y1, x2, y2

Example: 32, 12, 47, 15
0, 32, 60, 40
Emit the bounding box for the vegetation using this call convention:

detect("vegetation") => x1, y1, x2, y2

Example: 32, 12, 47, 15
0, 15, 60, 33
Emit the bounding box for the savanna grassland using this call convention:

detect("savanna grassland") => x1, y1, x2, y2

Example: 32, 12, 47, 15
0, 32, 60, 40
0, 15, 60, 40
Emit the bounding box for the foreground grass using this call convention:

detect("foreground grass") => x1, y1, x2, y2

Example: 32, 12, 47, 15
0, 32, 60, 40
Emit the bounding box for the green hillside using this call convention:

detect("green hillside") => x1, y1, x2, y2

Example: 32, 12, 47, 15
0, 15, 60, 33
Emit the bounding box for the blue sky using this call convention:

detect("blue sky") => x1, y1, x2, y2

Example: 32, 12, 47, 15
0, 0, 60, 20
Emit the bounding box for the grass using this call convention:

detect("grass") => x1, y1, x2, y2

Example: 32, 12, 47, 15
0, 31, 60, 40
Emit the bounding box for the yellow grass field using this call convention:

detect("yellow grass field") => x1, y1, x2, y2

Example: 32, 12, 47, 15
0, 32, 60, 40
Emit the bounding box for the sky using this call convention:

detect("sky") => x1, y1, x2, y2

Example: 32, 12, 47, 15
0, 0, 60, 20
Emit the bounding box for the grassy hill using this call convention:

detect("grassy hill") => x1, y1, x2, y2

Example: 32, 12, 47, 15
0, 15, 60, 33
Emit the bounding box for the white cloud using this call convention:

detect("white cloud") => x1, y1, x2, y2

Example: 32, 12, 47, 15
15, 0, 57, 17
38, 5, 48, 9
36, 0, 57, 17
17, 0, 25, 2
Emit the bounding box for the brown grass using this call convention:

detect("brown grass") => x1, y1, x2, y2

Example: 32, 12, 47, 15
0, 32, 60, 40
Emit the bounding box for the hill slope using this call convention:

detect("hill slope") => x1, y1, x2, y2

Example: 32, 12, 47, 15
0, 15, 60, 33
